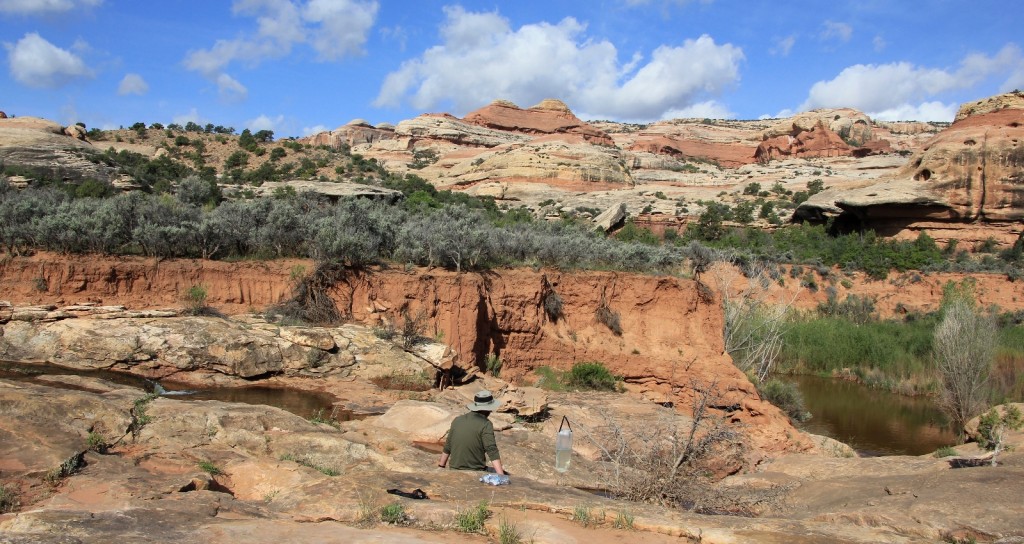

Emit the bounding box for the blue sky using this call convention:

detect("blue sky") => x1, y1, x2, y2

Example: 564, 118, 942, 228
2, 0, 1022, 137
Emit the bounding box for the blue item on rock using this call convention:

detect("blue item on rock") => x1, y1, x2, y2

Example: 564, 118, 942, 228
479, 473, 510, 486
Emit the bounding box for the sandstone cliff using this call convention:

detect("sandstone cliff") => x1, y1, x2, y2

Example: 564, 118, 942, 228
0, 116, 118, 183
795, 91, 1024, 243
0, 253, 801, 458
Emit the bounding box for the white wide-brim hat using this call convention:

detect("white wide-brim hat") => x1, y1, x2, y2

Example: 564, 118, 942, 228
467, 390, 502, 412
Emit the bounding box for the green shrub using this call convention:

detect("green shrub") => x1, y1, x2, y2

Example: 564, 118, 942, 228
933, 445, 957, 458
757, 379, 810, 422
976, 405, 1023, 450
183, 284, 210, 315
567, 362, 620, 391
0, 484, 20, 513
485, 353, 502, 377
87, 431, 109, 454
816, 292, 877, 324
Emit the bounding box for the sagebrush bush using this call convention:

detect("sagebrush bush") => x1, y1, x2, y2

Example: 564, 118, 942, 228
567, 362, 620, 391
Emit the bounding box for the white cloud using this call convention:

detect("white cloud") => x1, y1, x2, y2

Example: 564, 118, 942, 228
872, 35, 886, 52
216, 73, 248, 102
868, 101, 959, 122
797, 44, 1024, 121
375, 7, 743, 122
6, 32, 93, 88
184, 0, 378, 99
117, 73, 148, 95
771, 35, 795, 57
0, 0, 100, 14
302, 124, 328, 136
820, 20, 852, 43
662, 100, 734, 119
172, 108, 208, 126
245, 113, 286, 132
303, 0, 379, 60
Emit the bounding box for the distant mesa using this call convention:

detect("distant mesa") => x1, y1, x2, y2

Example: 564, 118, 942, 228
755, 109, 891, 164
345, 118, 373, 128
463, 97, 613, 145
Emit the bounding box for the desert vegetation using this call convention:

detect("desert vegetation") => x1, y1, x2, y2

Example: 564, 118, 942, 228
775, 281, 1024, 403
0, 176, 682, 273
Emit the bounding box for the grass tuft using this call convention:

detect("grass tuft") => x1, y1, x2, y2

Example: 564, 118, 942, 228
498, 515, 524, 544
380, 502, 407, 524
198, 460, 223, 475
455, 500, 489, 533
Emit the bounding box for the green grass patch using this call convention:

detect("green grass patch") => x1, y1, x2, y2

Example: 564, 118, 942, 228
198, 460, 223, 475
380, 502, 407, 524
455, 500, 489, 533
777, 310, 1024, 400
572, 503, 594, 527
533, 366, 567, 392
779, 316, 936, 382
280, 453, 340, 476
498, 515, 524, 543
533, 363, 622, 392
933, 445, 957, 458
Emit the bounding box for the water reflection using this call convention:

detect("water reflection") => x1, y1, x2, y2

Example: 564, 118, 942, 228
789, 375, 956, 456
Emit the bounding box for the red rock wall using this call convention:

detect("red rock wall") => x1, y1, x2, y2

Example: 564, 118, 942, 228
0, 253, 802, 456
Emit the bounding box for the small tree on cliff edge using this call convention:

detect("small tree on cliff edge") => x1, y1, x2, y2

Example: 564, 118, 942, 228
933, 280, 997, 439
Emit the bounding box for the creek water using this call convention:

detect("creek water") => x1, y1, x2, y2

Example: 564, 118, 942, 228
0, 361, 356, 422
788, 375, 957, 456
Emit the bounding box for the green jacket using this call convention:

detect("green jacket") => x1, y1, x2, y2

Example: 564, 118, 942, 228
444, 411, 500, 470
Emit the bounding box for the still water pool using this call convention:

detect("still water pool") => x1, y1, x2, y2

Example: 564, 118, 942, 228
788, 375, 957, 456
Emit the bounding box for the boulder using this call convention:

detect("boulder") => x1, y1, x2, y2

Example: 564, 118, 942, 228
371, 400, 456, 443
594, 202, 627, 231
64, 124, 87, 140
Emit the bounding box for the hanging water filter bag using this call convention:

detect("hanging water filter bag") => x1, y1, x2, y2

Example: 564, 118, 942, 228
555, 415, 572, 472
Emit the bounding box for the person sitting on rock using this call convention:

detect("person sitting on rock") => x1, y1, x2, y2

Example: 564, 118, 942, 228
438, 390, 506, 475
